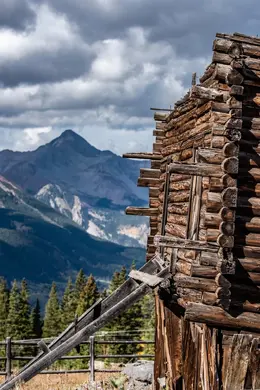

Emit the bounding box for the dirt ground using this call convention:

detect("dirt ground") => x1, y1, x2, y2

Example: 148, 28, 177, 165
0, 372, 121, 389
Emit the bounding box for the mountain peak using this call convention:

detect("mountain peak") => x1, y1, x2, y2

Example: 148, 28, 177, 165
50, 130, 100, 157
61, 129, 80, 137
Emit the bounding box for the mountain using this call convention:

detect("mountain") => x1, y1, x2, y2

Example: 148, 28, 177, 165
35, 183, 148, 247
0, 130, 149, 247
0, 175, 145, 287
0, 130, 148, 208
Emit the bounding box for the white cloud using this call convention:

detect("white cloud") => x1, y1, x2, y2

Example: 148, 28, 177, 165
0, 5, 83, 63
13, 126, 52, 150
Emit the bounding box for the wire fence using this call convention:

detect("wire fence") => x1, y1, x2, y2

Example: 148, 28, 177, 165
0, 334, 155, 381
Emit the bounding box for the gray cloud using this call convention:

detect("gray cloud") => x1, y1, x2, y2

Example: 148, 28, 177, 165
0, 0, 259, 154
0, 47, 92, 87
0, 0, 36, 31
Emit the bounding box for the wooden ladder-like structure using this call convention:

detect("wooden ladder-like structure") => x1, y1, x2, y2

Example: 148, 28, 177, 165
0, 256, 171, 390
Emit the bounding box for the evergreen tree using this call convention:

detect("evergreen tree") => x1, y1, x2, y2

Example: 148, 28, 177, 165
30, 299, 42, 338
105, 266, 144, 360
75, 269, 87, 300
108, 266, 126, 294
0, 278, 9, 340
140, 293, 155, 357
76, 275, 99, 317
6, 280, 23, 339
61, 278, 77, 329
20, 279, 31, 339
42, 283, 62, 338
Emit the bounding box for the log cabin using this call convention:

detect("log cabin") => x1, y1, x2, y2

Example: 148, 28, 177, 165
124, 32, 260, 390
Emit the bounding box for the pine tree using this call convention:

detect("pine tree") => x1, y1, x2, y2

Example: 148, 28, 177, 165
0, 278, 9, 340
20, 279, 31, 339
108, 266, 126, 294
75, 269, 87, 300
140, 293, 155, 357
105, 266, 144, 360
76, 275, 99, 317
61, 278, 77, 329
6, 280, 23, 339
42, 283, 62, 338
30, 299, 42, 338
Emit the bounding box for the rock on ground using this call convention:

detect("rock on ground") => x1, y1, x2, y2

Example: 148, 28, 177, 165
123, 360, 154, 383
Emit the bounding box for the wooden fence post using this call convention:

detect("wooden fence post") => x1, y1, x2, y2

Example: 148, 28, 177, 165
89, 335, 95, 382
5, 337, 11, 380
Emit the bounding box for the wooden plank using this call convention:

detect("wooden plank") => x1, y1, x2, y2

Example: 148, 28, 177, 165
5, 338, 11, 380
122, 152, 162, 160
154, 235, 218, 252
125, 207, 158, 216
223, 334, 252, 390
129, 270, 165, 287
250, 338, 260, 390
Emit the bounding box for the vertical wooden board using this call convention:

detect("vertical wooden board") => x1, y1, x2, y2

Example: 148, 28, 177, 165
182, 321, 202, 390
154, 294, 166, 390
249, 338, 260, 390
164, 306, 182, 388
208, 328, 219, 390
223, 334, 252, 390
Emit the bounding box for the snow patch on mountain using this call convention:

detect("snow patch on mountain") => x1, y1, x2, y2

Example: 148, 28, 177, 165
71, 196, 84, 226
118, 224, 148, 247
36, 183, 149, 248
88, 209, 105, 221
87, 220, 109, 240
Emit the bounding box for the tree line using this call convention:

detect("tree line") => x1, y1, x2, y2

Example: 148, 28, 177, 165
0, 266, 155, 367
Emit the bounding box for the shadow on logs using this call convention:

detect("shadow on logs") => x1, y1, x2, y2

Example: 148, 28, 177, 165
229, 99, 260, 316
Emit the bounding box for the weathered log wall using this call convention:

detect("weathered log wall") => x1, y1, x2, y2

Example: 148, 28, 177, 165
124, 32, 260, 389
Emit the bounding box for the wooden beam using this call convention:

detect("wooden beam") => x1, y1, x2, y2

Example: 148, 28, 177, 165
150, 107, 173, 111
185, 303, 260, 332
129, 270, 166, 287
154, 235, 218, 252
122, 152, 162, 160
125, 207, 158, 216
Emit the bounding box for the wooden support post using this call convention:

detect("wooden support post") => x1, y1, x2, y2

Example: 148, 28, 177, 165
37, 340, 50, 354
74, 314, 78, 334
89, 335, 95, 382
5, 337, 11, 380
192, 72, 197, 86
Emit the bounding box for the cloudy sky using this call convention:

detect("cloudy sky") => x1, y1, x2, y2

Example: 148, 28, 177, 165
1, 0, 259, 155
